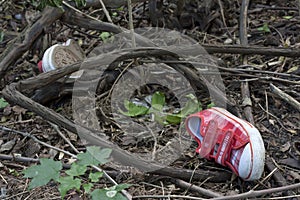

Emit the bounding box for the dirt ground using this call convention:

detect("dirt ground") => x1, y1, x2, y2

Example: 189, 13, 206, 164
0, 0, 300, 199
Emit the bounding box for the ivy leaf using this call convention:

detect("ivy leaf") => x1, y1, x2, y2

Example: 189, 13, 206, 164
83, 183, 93, 194
0, 98, 9, 109
257, 23, 270, 33
89, 171, 103, 182
58, 176, 81, 199
91, 189, 127, 200
179, 94, 202, 117
152, 111, 167, 125
100, 32, 111, 42
207, 102, 215, 108
151, 91, 165, 111
66, 163, 87, 177
114, 184, 131, 192
120, 100, 149, 117
166, 114, 182, 124
77, 146, 112, 166
23, 158, 62, 190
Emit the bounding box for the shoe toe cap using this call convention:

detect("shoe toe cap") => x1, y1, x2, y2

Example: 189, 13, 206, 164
238, 132, 265, 180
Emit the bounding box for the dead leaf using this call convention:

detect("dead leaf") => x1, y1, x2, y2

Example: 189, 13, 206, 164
289, 171, 300, 181
287, 66, 299, 73
269, 119, 276, 126
0, 140, 16, 152
12, 106, 27, 115
280, 142, 291, 152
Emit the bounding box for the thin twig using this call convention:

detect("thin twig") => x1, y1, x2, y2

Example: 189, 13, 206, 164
270, 83, 300, 113
0, 154, 39, 163
217, 0, 231, 38
50, 123, 79, 154
144, 123, 158, 160
127, 0, 136, 48
0, 126, 77, 158
98, 0, 113, 23
172, 178, 222, 197
257, 103, 291, 132
239, 0, 255, 125
213, 183, 300, 200
107, 60, 134, 98
132, 195, 205, 199
253, 167, 277, 190
133, 182, 300, 200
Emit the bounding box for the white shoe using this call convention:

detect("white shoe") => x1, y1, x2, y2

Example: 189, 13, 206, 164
41, 39, 85, 78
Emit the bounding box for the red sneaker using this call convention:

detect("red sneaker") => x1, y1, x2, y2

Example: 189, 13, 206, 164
185, 107, 265, 181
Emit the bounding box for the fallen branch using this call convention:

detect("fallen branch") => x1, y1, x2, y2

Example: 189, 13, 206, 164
171, 178, 222, 198
203, 44, 300, 57
132, 182, 300, 199
270, 83, 300, 113
0, 7, 64, 79
213, 182, 300, 200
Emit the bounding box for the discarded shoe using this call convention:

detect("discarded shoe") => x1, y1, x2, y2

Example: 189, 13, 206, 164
185, 107, 265, 181
39, 39, 85, 78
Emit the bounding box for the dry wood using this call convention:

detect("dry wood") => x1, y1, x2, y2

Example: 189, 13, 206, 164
0, 7, 64, 79
265, 157, 294, 196
270, 83, 300, 113
239, 0, 255, 126
171, 178, 222, 197
203, 44, 300, 57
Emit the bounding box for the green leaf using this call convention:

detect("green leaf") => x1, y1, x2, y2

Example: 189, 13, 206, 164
91, 189, 127, 200
115, 184, 131, 192
207, 102, 215, 108
100, 32, 111, 41
23, 158, 62, 190
152, 110, 167, 125
0, 98, 9, 109
57, 176, 81, 199
257, 23, 270, 33
151, 91, 165, 111
166, 114, 182, 124
77, 146, 112, 166
89, 171, 103, 182
179, 94, 202, 117
66, 163, 87, 177
120, 100, 149, 117
83, 183, 93, 194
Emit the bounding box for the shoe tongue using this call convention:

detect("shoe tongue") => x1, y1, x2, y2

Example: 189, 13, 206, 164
199, 120, 218, 158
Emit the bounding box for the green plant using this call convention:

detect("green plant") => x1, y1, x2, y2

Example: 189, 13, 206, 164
257, 23, 270, 33
121, 92, 205, 125
0, 97, 9, 109
99, 32, 112, 42
23, 146, 130, 199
